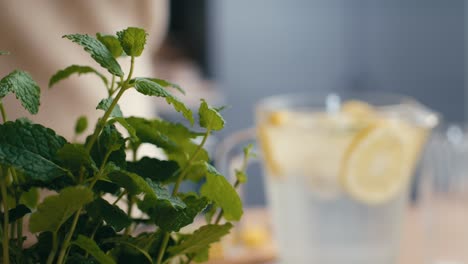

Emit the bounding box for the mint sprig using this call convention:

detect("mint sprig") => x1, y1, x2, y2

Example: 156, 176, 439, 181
0, 27, 245, 264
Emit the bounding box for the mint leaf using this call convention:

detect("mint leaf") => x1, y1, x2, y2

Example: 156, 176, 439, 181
133, 78, 194, 125
140, 78, 185, 95
140, 193, 208, 232
96, 33, 124, 58
29, 186, 93, 233
184, 162, 207, 182
107, 167, 185, 210
0, 51, 9, 55
0, 70, 40, 114
126, 157, 179, 183
0, 121, 68, 183
90, 124, 126, 169
191, 247, 209, 263
109, 117, 137, 142
97, 98, 123, 118
116, 27, 147, 57
0, 204, 31, 224
72, 235, 116, 264
200, 163, 243, 221
125, 117, 180, 151
75, 116, 88, 134
107, 168, 147, 195
63, 34, 124, 77
87, 198, 131, 232
20, 188, 39, 209
93, 180, 120, 195
199, 99, 225, 131
57, 143, 97, 172
125, 117, 208, 167
103, 236, 153, 263
167, 223, 233, 256
49, 65, 108, 88
235, 170, 247, 184
143, 178, 186, 209
204, 203, 217, 224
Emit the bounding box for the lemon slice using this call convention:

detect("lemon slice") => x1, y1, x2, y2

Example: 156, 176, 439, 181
340, 121, 411, 204
341, 100, 376, 119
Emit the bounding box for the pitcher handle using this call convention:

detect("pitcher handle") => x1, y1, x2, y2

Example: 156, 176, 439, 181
215, 128, 259, 188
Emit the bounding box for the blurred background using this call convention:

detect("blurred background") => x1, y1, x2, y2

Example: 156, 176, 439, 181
161, 0, 466, 206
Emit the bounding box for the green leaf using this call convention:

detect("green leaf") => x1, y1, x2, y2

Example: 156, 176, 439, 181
96, 33, 124, 58
0, 204, 31, 224
200, 163, 243, 221
49, 65, 108, 88
133, 78, 194, 125
198, 99, 225, 131
116, 27, 147, 57
107, 167, 147, 196
97, 98, 123, 118
167, 223, 233, 256
0, 121, 68, 183
0, 51, 9, 55
87, 198, 131, 232
107, 167, 185, 210
140, 78, 185, 95
184, 162, 207, 182
90, 124, 126, 169
103, 236, 153, 263
125, 117, 208, 167
75, 115, 88, 134
235, 144, 255, 184
57, 143, 96, 172
109, 117, 137, 142
124, 117, 179, 151
20, 188, 39, 209
143, 178, 186, 209
235, 170, 247, 184
140, 193, 208, 232
63, 34, 124, 77
126, 157, 179, 183
93, 180, 120, 195
204, 203, 217, 224
191, 247, 209, 263
29, 186, 94, 233
0, 70, 40, 114
72, 235, 116, 264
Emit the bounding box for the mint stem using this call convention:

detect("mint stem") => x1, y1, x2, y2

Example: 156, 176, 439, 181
1, 167, 9, 264
55, 207, 81, 264
156, 128, 212, 264
156, 234, 170, 264
124, 195, 134, 235
112, 190, 127, 206
172, 129, 211, 195
108, 75, 116, 96
85, 86, 127, 153
46, 232, 58, 264
0, 101, 7, 123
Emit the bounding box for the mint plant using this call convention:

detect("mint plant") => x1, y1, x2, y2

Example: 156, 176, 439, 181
0, 27, 249, 264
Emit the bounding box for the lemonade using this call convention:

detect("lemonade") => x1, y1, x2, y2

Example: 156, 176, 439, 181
258, 99, 433, 264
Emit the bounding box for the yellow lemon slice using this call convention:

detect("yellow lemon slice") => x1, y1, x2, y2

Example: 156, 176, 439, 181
341, 100, 376, 119
340, 121, 412, 205
257, 111, 292, 176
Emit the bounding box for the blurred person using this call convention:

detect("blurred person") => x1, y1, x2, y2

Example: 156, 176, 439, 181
0, 0, 169, 139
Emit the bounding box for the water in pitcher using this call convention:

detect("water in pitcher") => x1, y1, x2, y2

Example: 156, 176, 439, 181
258, 101, 430, 264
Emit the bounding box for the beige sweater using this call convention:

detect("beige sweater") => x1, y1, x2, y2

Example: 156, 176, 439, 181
0, 0, 169, 138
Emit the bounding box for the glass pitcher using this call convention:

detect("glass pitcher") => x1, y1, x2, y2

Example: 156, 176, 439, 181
216, 92, 438, 264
